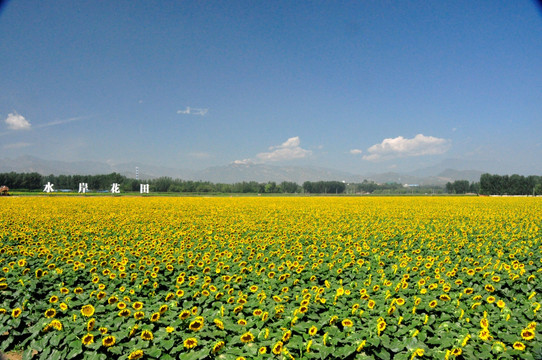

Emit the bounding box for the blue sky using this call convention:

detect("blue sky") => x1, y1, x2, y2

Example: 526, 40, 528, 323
1, 1, 541, 175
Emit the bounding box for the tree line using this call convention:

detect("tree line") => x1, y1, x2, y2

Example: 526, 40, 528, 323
2, 171, 541, 195
445, 180, 480, 194
0, 172, 386, 194
479, 173, 542, 195
0, 172, 304, 193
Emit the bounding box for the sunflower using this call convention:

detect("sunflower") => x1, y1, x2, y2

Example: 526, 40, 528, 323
377, 320, 386, 335
45, 308, 56, 318
128, 350, 144, 360
87, 318, 96, 331
308, 325, 318, 336
159, 304, 168, 314
342, 319, 354, 327
212, 341, 225, 353
240, 332, 255, 343
81, 304, 95, 317
141, 330, 153, 341
184, 337, 198, 349
513, 342, 525, 351
12, 308, 22, 318
387, 306, 396, 315
368, 300, 376, 309
413, 348, 424, 357
128, 324, 139, 337
214, 318, 225, 330
42, 323, 53, 333
49, 295, 59, 303
134, 311, 145, 320
179, 310, 190, 320
189, 318, 204, 331
282, 330, 292, 342
491, 342, 506, 353
102, 335, 116, 347
150, 312, 160, 322
521, 329, 535, 341
428, 300, 438, 308
118, 309, 131, 317
272, 341, 284, 355
132, 301, 143, 310
356, 340, 367, 352
82, 333, 94, 346
479, 329, 492, 341
451, 348, 462, 356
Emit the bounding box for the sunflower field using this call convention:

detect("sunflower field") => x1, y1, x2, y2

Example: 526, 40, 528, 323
0, 196, 541, 360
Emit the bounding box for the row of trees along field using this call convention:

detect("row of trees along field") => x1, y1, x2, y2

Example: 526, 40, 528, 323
1, 171, 541, 195
479, 173, 542, 195
445, 180, 480, 194
0, 172, 342, 194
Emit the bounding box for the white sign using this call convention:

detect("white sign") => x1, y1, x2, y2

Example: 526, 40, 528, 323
111, 183, 120, 194
140, 184, 149, 194
43, 182, 54, 193
78, 183, 89, 193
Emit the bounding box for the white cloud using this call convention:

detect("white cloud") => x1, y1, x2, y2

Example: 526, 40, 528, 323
233, 136, 312, 164
3, 142, 31, 149
177, 106, 208, 116
5, 112, 31, 130
232, 159, 253, 165
256, 136, 312, 162
36, 116, 87, 129
363, 134, 450, 161
350, 149, 363, 155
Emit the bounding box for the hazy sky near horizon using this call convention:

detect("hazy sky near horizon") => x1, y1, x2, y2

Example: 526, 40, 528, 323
1, 1, 541, 174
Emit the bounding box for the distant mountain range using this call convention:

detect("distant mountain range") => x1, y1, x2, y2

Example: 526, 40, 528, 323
0, 155, 486, 185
